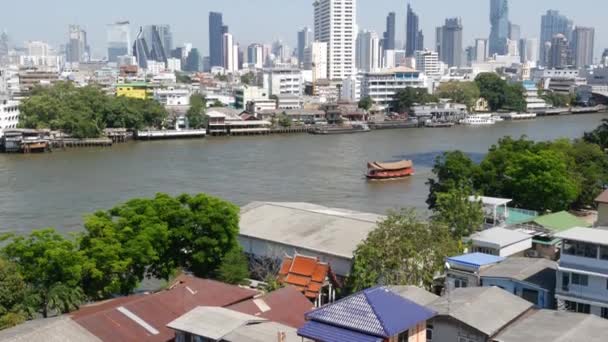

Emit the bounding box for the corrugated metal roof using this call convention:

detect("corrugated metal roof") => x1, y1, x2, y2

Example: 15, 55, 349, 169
0, 317, 101, 342
595, 189, 608, 204
166, 307, 266, 340
471, 228, 532, 247
224, 321, 302, 342
480, 257, 557, 289
528, 211, 591, 232
447, 253, 505, 268
555, 227, 608, 245
298, 321, 383, 342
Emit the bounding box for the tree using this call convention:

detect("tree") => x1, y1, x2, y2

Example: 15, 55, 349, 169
278, 112, 292, 127
394, 87, 437, 113
560, 140, 608, 209
0, 259, 28, 329
435, 81, 480, 111
175, 72, 192, 84
504, 83, 527, 112
347, 209, 459, 293
427, 151, 478, 209
1, 229, 86, 318
432, 186, 484, 239
240, 72, 255, 86
211, 99, 225, 107
216, 247, 250, 285
584, 119, 608, 151
475, 73, 507, 111
186, 94, 208, 129
358, 96, 374, 111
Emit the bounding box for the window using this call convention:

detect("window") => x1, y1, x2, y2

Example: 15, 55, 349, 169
602, 308, 608, 319
426, 324, 433, 341
565, 300, 591, 314
397, 331, 409, 342
572, 273, 589, 286
563, 240, 598, 259
601, 246, 608, 260
562, 273, 570, 291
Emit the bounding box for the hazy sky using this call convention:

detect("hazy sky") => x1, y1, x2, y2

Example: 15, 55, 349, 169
3, 0, 606, 60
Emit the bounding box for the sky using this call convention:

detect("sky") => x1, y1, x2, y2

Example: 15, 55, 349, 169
2, 0, 607, 60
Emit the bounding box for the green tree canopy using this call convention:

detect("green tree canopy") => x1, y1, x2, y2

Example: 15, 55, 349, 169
435, 81, 480, 111
394, 87, 438, 113
240, 72, 255, 86
186, 94, 208, 129
584, 119, 608, 151
0, 259, 29, 329
347, 209, 459, 293
432, 186, 484, 239
216, 246, 250, 285
427, 151, 479, 209
358, 96, 374, 111
474, 73, 525, 112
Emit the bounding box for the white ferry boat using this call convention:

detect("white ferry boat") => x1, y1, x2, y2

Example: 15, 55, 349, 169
460, 114, 496, 126
503, 112, 537, 120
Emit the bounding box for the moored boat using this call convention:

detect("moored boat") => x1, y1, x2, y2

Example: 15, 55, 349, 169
366, 160, 414, 180
459, 114, 496, 125
310, 123, 371, 135
503, 112, 537, 120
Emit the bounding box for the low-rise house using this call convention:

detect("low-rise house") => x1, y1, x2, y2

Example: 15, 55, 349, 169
494, 309, 608, 342
238, 202, 381, 277
276, 94, 302, 110
388, 285, 440, 306
427, 287, 534, 342
480, 257, 557, 309
206, 107, 271, 135
554, 227, 608, 318
257, 109, 326, 124
0, 317, 100, 342
277, 254, 341, 307
298, 286, 436, 342
470, 228, 533, 257
445, 253, 505, 289
469, 196, 538, 228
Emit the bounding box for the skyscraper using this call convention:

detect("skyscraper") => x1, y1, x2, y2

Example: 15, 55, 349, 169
406, 4, 421, 56
107, 21, 131, 63
297, 27, 312, 67
209, 12, 225, 68
519, 38, 539, 64
415, 50, 440, 78
474, 38, 489, 63
313, 0, 356, 80
0, 31, 8, 58
184, 48, 202, 72
383, 12, 396, 51
247, 43, 264, 69
132, 27, 150, 69
304, 42, 328, 80
489, 0, 509, 56
540, 10, 573, 66
67, 25, 88, 63
356, 30, 381, 72
144, 25, 168, 64
438, 18, 463, 67
572, 27, 595, 68
223, 33, 236, 73
548, 34, 571, 68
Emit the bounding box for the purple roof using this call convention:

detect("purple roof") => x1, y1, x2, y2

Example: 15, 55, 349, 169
298, 321, 383, 342
447, 253, 505, 269
303, 287, 436, 338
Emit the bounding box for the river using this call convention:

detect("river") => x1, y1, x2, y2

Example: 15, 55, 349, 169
1, 113, 606, 234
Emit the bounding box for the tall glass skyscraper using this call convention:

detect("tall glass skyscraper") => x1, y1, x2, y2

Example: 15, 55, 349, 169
438, 18, 463, 67
540, 10, 573, 66
107, 21, 130, 63
489, 0, 509, 56
297, 27, 312, 67
209, 12, 225, 68
406, 4, 420, 56
383, 12, 396, 51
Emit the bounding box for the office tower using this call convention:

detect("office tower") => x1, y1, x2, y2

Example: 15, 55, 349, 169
548, 34, 571, 68
313, 0, 357, 80
435, 27, 442, 58
209, 12, 225, 68
223, 33, 236, 72
247, 44, 264, 69
297, 27, 312, 67
143, 25, 172, 57
107, 21, 130, 63
474, 38, 489, 62
572, 27, 595, 68
438, 18, 463, 67
406, 4, 421, 56
0, 31, 8, 58
540, 10, 573, 65
356, 30, 381, 72
509, 23, 520, 42
465, 46, 476, 66
415, 50, 440, 78
184, 48, 202, 72
383, 12, 396, 51
303, 42, 328, 80
519, 38, 539, 64
144, 26, 168, 64
416, 31, 424, 52
67, 25, 88, 63
489, 0, 509, 55
26, 41, 49, 56
132, 27, 150, 69
602, 49, 608, 67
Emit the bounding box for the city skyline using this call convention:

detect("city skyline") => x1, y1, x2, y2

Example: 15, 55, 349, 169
1, 0, 607, 60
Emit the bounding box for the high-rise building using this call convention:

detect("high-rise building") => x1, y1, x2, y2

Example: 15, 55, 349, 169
107, 21, 131, 63
132, 27, 150, 69
474, 38, 489, 62
297, 27, 312, 67
572, 27, 595, 68
415, 49, 440, 78
209, 12, 225, 68
435, 27, 442, 58
66, 25, 88, 63
509, 23, 521, 42
303, 42, 328, 80
383, 12, 396, 51
313, 0, 357, 80
540, 10, 573, 66
247, 44, 264, 69
26, 41, 49, 57
184, 48, 202, 72
0, 31, 8, 58
548, 34, 571, 69
519, 38, 539, 64
143, 25, 168, 64
223, 33, 236, 72
406, 4, 421, 56
489, 0, 509, 56
438, 18, 463, 67
356, 30, 381, 72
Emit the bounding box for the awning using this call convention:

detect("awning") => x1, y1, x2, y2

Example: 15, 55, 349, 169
298, 321, 383, 342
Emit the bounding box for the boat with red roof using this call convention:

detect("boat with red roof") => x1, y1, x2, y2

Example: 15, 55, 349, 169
366, 160, 414, 180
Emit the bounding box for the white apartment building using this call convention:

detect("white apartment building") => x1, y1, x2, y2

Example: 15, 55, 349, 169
154, 87, 190, 106
223, 33, 238, 73
383, 50, 406, 69
355, 30, 381, 72
26, 41, 50, 56
235, 86, 269, 110
555, 227, 608, 319
474, 38, 489, 63
303, 42, 328, 80
313, 0, 356, 80
0, 99, 20, 136
341, 74, 362, 102
415, 50, 441, 79
360, 67, 430, 110
166, 58, 182, 72
264, 68, 302, 96
247, 44, 264, 69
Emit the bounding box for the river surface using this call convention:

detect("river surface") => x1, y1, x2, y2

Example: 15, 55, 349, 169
1, 113, 606, 234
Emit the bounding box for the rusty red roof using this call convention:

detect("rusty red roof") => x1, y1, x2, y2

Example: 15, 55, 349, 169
228, 286, 313, 328
278, 255, 338, 300
71, 274, 258, 342
596, 189, 608, 204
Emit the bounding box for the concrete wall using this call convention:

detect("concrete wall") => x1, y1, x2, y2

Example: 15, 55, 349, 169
597, 203, 608, 227
429, 316, 486, 342
481, 277, 554, 309
499, 239, 533, 257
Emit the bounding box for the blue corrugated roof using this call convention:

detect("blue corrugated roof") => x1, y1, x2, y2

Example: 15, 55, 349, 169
298, 321, 383, 342
304, 287, 436, 338
447, 253, 505, 268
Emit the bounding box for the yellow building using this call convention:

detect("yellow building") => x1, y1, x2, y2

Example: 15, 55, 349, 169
116, 83, 153, 99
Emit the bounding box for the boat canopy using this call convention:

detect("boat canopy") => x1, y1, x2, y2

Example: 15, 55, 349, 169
367, 160, 413, 171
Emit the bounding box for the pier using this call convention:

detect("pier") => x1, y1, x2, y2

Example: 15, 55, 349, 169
51, 138, 113, 149
135, 129, 207, 140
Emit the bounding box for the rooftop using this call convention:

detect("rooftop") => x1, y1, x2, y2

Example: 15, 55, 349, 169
222, 321, 303, 342
595, 189, 608, 204
555, 227, 608, 246
480, 257, 557, 289
239, 202, 382, 259
447, 253, 505, 269
469, 196, 512, 207
0, 317, 100, 342
523, 211, 590, 232
494, 309, 608, 342
471, 227, 532, 248
278, 255, 337, 300
166, 306, 265, 340
387, 286, 439, 306
429, 287, 533, 337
